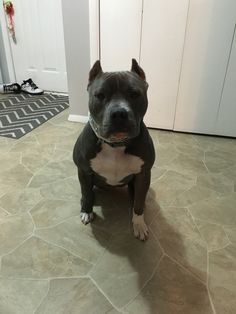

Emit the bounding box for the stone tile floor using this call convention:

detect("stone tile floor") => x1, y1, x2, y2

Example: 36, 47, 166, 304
0, 107, 236, 313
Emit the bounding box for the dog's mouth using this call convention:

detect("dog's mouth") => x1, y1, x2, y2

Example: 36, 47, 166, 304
89, 116, 139, 144
108, 131, 129, 142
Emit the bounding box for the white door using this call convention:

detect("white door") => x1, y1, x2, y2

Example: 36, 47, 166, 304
100, 0, 142, 71
140, 0, 189, 129
6, 0, 67, 92
174, 0, 236, 136
215, 29, 236, 137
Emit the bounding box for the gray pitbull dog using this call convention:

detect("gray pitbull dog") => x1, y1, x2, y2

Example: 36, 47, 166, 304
73, 59, 155, 240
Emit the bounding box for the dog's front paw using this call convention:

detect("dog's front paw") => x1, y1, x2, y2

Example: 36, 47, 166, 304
80, 212, 94, 225
132, 213, 149, 241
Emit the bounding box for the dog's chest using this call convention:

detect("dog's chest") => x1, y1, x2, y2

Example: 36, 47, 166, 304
90, 143, 144, 185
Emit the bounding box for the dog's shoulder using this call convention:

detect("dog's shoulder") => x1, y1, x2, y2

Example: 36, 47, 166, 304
73, 123, 101, 167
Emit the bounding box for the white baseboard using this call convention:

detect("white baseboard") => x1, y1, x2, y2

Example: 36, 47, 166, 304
68, 114, 89, 124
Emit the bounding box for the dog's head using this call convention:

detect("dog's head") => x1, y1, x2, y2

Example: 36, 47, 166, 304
87, 59, 148, 143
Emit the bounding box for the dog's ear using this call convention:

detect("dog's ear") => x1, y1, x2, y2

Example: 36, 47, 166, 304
88, 60, 103, 86
131, 58, 146, 80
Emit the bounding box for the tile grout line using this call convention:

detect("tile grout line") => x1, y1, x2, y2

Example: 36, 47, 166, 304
25, 156, 60, 188
28, 211, 36, 233
20, 162, 34, 175
30, 173, 78, 191
202, 151, 210, 173
187, 208, 217, 313
88, 232, 116, 276
222, 225, 233, 246
31, 214, 82, 231
150, 169, 168, 185
121, 254, 165, 311
0, 206, 12, 216
19, 152, 23, 164
32, 279, 50, 314
207, 251, 217, 314
89, 276, 122, 312
208, 242, 231, 253
0, 234, 33, 259
33, 235, 93, 266
149, 228, 165, 255
166, 254, 207, 286
0, 275, 89, 281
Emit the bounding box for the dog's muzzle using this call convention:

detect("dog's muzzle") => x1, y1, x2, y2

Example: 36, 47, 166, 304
89, 116, 130, 146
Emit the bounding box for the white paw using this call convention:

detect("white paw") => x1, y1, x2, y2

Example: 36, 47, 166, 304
132, 213, 149, 241
80, 212, 94, 225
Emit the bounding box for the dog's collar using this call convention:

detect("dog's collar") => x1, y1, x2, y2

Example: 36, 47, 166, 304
89, 116, 128, 147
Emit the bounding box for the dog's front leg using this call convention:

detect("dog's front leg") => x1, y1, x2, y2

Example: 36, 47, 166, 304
132, 170, 151, 241
78, 169, 94, 224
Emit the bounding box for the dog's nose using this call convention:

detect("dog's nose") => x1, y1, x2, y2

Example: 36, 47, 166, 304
110, 108, 128, 122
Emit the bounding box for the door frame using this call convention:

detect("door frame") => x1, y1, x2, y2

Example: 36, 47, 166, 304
89, 0, 100, 65
0, 2, 16, 82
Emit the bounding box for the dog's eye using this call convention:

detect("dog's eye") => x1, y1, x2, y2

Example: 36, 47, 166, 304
128, 90, 140, 99
94, 92, 105, 101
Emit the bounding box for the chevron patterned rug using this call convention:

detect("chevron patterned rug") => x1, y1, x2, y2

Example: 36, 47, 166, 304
0, 93, 69, 139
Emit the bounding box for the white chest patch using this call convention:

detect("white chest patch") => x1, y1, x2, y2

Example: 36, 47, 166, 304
90, 143, 144, 185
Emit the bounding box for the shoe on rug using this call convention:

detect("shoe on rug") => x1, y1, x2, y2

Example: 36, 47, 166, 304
0, 83, 21, 94
21, 78, 44, 95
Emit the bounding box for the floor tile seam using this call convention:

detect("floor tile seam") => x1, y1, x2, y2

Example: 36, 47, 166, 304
34, 193, 80, 203
0, 234, 33, 259
25, 157, 59, 188
25, 196, 45, 215
206, 251, 217, 314
221, 225, 233, 245
202, 159, 210, 173
146, 210, 160, 228
151, 180, 197, 207
34, 128, 77, 139
121, 254, 165, 312
88, 276, 123, 312
0, 189, 11, 199
150, 169, 168, 185
165, 254, 207, 285
167, 183, 199, 207
87, 232, 118, 275
32, 213, 82, 231
0, 276, 49, 281
188, 213, 236, 230
32, 234, 94, 266
207, 242, 231, 254
32, 279, 50, 314
5, 134, 30, 151
28, 173, 77, 190
20, 162, 36, 177
206, 162, 236, 175
19, 152, 23, 164
0, 205, 12, 216
194, 217, 233, 229
33, 215, 113, 245
28, 211, 37, 233
52, 145, 73, 154
0, 211, 35, 223
186, 209, 208, 245
149, 228, 165, 255
0, 192, 43, 216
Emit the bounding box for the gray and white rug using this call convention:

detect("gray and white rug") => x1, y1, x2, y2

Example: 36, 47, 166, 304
0, 93, 69, 139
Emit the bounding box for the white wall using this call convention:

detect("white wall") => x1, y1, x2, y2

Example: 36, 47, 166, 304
0, 17, 10, 83
61, 0, 90, 117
